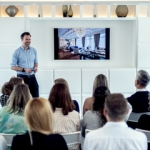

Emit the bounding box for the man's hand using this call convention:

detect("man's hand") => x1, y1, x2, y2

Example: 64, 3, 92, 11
34, 67, 38, 73
24, 68, 32, 74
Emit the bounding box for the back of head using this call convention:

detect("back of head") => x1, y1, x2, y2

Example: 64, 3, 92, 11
25, 98, 53, 134
93, 74, 108, 96
1, 77, 23, 95
48, 83, 75, 115
105, 93, 127, 121
136, 70, 150, 87
54, 78, 69, 88
8, 84, 30, 115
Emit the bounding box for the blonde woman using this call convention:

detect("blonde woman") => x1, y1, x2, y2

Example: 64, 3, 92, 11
0, 77, 24, 107
83, 74, 109, 115
54, 78, 80, 113
0, 84, 30, 134
11, 98, 68, 150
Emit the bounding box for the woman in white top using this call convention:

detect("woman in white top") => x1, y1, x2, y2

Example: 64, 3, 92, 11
48, 83, 80, 150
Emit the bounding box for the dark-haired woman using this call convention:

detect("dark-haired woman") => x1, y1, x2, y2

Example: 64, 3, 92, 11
48, 83, 80, 150
0, 77, 24, 107
81, 86, 110, 137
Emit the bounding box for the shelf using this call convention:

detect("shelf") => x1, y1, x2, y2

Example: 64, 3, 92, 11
26, 17, 136, 20
0, 4, 149, 19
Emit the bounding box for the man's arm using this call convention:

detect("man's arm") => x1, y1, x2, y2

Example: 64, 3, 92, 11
34, 63, 38, 73
11, 66, 32, 74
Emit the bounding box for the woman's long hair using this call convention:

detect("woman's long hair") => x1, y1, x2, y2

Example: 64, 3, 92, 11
25, 98, 53, 134
93, 86, 110, 125
7, 84, 30, 115
48, 83, 75, 115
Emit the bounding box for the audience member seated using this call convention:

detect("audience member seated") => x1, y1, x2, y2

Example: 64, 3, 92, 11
0, 135, 7, 150
0, 84, 30, 134
81, 86, 110, 137
11, 97, 68, 150
48, 83, 80, 150
83, 74, 109, 115
0, 77, 24, 107
84, 94, 147, 150
54, 78, 80, 113
127, 70, 150, 112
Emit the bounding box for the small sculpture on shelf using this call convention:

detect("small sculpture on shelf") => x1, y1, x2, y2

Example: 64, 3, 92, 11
62, 5, 68, 17
67, 5, 73, 17
116, 5, 128, 17
38, 5, 43, 17
93, 5, 98, 18
5, 5, 19, 17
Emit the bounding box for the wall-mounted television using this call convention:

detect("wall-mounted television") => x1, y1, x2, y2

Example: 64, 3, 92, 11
54, 28, 110, 60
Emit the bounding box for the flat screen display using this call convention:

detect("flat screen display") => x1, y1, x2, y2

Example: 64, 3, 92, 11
54, 28, 110, 60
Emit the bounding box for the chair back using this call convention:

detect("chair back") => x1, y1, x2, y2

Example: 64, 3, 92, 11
128, 112, 150, 122
85, 129, 93, 136
0, 135, 7, 150
0, 133, 16, 146
61, 131, 81, 145
136, 128, 150, 143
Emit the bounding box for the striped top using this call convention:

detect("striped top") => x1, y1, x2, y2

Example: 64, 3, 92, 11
53, 108, 80, 133
10, 46, 38, 75
53, 108, 80, 150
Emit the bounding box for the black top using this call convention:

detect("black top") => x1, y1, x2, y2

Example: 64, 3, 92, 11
73, 100, 80, 113
127, 91, 149, 113
11, 131, 68, 150
137, 114, 150, 130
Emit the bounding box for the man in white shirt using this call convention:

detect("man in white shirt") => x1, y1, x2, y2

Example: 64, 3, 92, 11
84, 93, 147, 150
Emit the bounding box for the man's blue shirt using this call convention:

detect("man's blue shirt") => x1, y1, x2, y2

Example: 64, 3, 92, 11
10, 46, 38, 75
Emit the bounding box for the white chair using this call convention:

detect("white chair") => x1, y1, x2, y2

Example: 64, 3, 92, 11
0, 133, 16, 146
61, 131, 81, 145
128, 112, 150, 122
0, 135, 7, 150
136, 128, 150, 143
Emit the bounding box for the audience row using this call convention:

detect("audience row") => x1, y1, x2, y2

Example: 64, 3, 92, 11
0, 69, 149, 150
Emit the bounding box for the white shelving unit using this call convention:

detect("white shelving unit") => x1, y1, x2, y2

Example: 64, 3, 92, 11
0, 3, 149, 19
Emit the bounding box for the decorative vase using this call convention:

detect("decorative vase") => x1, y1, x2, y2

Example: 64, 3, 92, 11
62, 5, 68, 17
116, 5, 128, 17
147, 5, 150, 17
38, 5, 43, 17
67, 5, 73, 17
5, 5, 19, 17
93, 5, 98, 18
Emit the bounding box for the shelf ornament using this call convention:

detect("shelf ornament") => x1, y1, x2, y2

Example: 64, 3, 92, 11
116, 5, 128, 17
62, 5, 68, 17
67, 5, 73, 17
38, 5, 43, 17
5, 5, 19, 17
93, 5, 98, 17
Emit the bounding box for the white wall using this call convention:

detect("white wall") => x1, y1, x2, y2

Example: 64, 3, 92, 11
1, 17, 149, 115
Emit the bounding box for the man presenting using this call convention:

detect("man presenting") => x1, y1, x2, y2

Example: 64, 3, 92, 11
84, 93, 147, 150
10, 32, 39, 97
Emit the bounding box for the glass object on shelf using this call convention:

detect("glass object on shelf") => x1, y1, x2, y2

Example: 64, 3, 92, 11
38, 5, 43, 17
5, 5, 19, 17
93, 5, 98, 17
67, 5, 73, 17
116, 5, 128, 17
62, 5, 68, 17
147, 5, 150, 17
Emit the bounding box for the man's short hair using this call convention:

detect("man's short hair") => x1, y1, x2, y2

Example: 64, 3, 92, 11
105, 93, 127, 121
136, 70, 150, 87
21, 32, 31, 39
